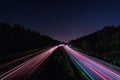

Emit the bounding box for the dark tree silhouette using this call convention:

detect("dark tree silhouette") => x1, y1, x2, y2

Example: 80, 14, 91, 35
0, 22, 60, 53
69, 26, 120, 66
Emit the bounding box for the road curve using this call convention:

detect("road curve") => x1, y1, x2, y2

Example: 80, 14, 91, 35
64, 45, 120, 80
0, 46, 58, 80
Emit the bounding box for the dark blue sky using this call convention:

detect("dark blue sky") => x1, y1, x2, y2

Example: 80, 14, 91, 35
0, 0, 120, 42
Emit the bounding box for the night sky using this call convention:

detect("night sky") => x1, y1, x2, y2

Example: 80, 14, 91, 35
0, 0, 120, 42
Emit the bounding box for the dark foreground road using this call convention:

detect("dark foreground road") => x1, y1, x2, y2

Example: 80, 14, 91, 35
0, 46, 58, 80
64, 45, 120, 80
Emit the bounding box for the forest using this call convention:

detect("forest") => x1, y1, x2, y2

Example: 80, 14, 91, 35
69, 26, 120, 67
0, 22, 60, 53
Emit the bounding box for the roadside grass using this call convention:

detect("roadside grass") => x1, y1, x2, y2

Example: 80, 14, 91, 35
69, 57, 91, 80
31, 47, 89, 80
71, 46, 120, 72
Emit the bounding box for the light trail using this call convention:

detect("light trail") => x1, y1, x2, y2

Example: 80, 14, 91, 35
0, 46, 58, 80
64, 45, 120, 80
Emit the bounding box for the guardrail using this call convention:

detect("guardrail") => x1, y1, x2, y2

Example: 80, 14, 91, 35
72, 47, 120, 73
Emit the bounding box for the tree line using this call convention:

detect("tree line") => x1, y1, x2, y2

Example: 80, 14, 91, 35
69, 26, 120, 66
0, 22, 60, 53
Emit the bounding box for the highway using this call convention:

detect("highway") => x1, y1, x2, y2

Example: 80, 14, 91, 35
0, 46, 58, 80
64, 45, 120, 80
0, 48, 49, 75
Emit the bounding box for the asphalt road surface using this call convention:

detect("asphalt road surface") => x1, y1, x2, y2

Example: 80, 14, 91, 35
0, 46, 58, 80
64, 45, 120, 80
